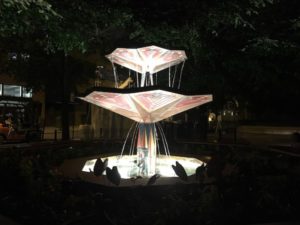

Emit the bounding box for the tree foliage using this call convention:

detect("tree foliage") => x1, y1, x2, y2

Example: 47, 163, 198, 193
1, 0, 300, 121
0, 0, 133, 53
0, 0, 60, 52
128, 0, 300, 117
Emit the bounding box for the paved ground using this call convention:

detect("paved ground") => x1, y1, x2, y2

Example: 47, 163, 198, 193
1, 124, 299, 146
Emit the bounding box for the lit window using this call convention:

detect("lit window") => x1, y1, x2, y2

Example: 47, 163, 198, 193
22, 87, 32, 98
0, 84, 2, 95
3, 85, 22, 97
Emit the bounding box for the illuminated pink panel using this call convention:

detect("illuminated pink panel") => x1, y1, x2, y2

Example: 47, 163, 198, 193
80, 89, 212, 123
131, 91, 181, 111
160, 95, 212, 119
90, 92, 133, 111
106, 45, 187, 74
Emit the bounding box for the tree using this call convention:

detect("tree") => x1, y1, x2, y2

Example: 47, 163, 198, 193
1, 0, 134, 139
128, 0, 300, 120
2, 0, 300, 136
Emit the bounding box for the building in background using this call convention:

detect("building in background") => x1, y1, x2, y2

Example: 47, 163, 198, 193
0, 74, 45, 129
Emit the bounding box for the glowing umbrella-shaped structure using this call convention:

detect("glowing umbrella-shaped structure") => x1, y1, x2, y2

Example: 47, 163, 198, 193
106, 45, 187, 88
80, 87, 212, 124
79, 45, 213, 184
80, 87, 212, 176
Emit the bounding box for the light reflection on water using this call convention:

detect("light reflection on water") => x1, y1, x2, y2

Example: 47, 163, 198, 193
82, 155, 205, 178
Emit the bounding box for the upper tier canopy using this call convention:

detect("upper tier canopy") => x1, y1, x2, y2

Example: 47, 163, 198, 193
80, 88, 212, 123
105, 45, 187, 75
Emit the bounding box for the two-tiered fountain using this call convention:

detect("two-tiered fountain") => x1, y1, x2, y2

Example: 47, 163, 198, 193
80, 46, 212, 186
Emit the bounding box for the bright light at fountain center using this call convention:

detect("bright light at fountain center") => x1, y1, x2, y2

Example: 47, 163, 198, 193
82, 155, 205, 179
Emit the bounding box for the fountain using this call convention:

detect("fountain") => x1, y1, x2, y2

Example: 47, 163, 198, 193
80, 46, 213, 185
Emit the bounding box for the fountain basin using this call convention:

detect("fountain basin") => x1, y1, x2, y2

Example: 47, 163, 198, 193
82, 155, 205, 179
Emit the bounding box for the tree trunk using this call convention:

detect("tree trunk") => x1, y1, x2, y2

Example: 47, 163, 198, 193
62, 53, 70, 140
